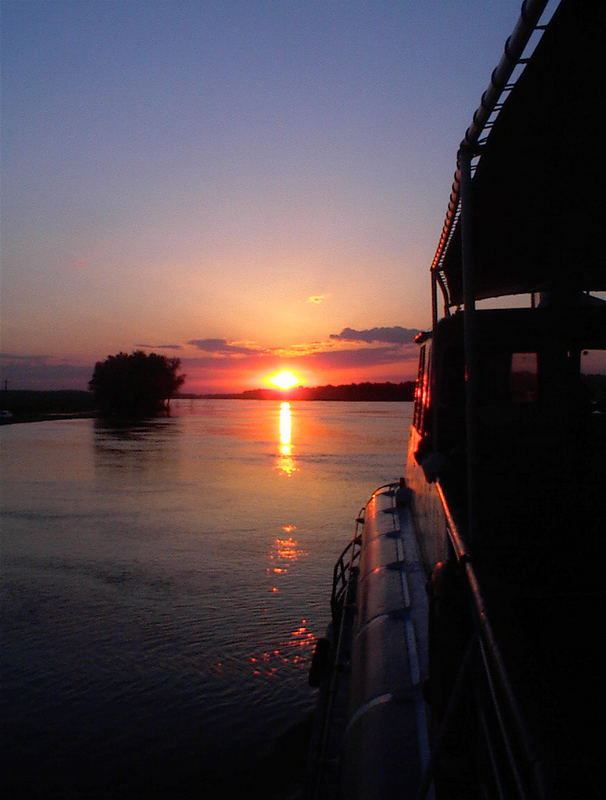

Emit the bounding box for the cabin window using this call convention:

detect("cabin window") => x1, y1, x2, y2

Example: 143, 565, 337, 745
479, 351, 538, 405
479, 352, 512, 404
579, 349, 606, 412
510, 352, 538, 403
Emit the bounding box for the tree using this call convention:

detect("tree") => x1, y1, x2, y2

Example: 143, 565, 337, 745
89, 351, 185, 418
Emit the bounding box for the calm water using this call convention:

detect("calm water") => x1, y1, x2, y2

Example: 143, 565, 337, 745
1, 400, 412, 799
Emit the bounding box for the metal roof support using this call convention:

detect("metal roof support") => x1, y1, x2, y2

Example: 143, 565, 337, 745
430, 0, 549, 309
459, 144, 479, 547
431, 270, 438, 329
461, 0, 549, 150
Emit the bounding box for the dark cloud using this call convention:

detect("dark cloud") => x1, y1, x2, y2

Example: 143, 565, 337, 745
329, 326, 419, 344
187, 338, 259, 356
180, 343, 416, 373
0, 352, 51, 362
0, 354, 91, 390
182, 331, 420, 374
134, 343, 182, 350
303, 344, 418, 369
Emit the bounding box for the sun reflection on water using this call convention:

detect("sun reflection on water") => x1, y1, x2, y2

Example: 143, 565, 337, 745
267, 526, 308, 588
243, 527, 315, 678
276, 402, 297, 476
279, 401, 291, 444
249, 618, 316, 677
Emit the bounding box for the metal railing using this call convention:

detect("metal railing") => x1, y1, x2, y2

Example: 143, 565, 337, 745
330, 521, 363, 623
308, 512, 365, 800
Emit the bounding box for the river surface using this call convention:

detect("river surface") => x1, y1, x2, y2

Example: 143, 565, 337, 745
1, 400, 412, 799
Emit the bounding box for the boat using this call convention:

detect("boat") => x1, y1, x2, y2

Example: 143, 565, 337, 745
306, 1, 606, 797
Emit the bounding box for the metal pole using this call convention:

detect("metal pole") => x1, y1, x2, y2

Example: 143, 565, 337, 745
459, 145, 479, 547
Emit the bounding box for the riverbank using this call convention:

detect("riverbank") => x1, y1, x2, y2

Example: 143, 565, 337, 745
1, 390, 97, 424
2, 410, 98, 425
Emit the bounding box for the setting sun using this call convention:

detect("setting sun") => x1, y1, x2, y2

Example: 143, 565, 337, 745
268, 370, 301, 391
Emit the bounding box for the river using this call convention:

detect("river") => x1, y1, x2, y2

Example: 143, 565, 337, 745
1, 400, 412, 799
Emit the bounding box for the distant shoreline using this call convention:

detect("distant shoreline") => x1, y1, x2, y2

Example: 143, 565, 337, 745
180, 381, 415, 403
1, 383, 415, 424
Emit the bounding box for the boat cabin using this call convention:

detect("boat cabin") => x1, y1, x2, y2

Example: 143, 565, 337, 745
411, 303, 606, 560
403, 0, 606, 793
308, 2, 606, 797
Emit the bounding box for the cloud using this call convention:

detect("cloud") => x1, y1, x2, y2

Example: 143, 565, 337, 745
182, 341, 418, 374
184, 324, 421, 374
307, 295, 325, 304
187, 338, 262, 356
0, 352, 48, 361
0, 353, 92, 390
302, 344, 417, 369
329, 326, 419, 344
134, 343, 183, 350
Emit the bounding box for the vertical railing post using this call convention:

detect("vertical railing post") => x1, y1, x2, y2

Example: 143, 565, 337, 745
459, 144, 479, 548
431, 269, 438, 330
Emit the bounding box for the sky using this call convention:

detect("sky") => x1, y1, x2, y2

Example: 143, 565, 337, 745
1, 0, 554, 393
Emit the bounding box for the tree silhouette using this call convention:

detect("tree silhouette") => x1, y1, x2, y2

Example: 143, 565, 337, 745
89, 351, 185, 418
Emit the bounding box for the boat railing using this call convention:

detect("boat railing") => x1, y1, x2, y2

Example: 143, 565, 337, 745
330, 481, 399, 621
330, 512, 364, 623
307, 512, 365, 799
419, 481, 547, 799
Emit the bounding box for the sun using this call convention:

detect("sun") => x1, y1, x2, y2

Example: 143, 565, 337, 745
268, 369, 301, 391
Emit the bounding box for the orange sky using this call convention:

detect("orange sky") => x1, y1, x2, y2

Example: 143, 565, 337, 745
147, 327, 423, 394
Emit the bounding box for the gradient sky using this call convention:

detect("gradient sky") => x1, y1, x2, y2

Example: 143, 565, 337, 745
1, 0, 552, 393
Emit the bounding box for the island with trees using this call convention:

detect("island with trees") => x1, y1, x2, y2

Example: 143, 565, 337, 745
89, 351, 186, 418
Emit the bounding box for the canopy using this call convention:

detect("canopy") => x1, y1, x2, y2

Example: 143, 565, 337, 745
434, 0, 606, 308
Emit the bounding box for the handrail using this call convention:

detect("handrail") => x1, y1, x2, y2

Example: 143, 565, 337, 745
330, 483, 397, 621
427, 480, 547, 799
330, 524, 362, 622
309, 514, 365, 800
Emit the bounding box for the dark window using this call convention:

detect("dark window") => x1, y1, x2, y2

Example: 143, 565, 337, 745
479, 351, 539, 405
580, 349, 606, 412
